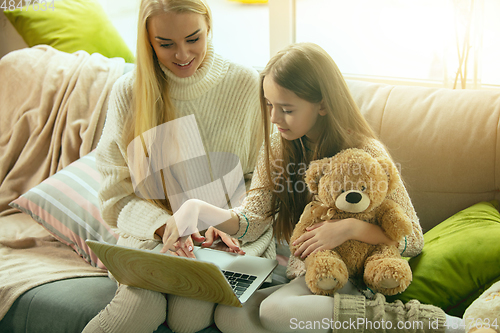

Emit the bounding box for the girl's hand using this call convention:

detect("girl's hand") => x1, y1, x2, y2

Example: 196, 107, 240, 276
201, 226, 245, 255
172, 199, 234, 237
292, 218, 398, 259
292, 219, 352, 258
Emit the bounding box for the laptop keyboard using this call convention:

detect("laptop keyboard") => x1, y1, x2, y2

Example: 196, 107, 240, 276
221, 270, 257, 298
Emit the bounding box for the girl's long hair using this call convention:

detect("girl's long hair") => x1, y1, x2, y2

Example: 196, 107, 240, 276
124, 0, 212, 213
260, 43, 377, 244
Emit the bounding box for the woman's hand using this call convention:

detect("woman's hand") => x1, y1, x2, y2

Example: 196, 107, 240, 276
156, 200, 206, 254
292, 219, 353, 258
156, 215, 190, 254
200, 226, 245, 255
169, 234, 202, 258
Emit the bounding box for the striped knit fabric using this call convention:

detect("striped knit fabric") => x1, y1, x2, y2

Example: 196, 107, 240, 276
10, 151, 118, 269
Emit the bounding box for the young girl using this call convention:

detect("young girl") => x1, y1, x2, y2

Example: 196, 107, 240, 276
83, 0, 274, 332
179, 42, 464, 333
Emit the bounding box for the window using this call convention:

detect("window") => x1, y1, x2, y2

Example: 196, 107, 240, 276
290, 0, 499, 89
207, 0, 269, 68
101, 0, 499, 89
481, 0, 500, 87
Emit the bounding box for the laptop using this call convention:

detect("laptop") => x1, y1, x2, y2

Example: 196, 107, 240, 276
86, 240, 278, 307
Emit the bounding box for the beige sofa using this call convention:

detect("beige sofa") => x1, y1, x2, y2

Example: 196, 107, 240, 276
347, 80, 500, 233
0, 8, 28, 59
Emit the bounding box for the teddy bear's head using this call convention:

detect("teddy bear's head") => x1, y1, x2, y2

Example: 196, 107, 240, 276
305, 148, 400, 213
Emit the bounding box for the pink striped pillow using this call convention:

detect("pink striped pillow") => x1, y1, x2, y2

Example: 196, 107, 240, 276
9, 150, 118, 269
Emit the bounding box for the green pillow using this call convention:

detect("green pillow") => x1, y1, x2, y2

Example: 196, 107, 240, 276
4, 0, 135, 63
387, 200, 500, 317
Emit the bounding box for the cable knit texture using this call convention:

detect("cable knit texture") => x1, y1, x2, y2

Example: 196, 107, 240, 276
334, 293, 446, 333
95, 44, 273, 256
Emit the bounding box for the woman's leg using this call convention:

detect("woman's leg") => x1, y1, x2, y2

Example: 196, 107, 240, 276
82, 235, 167, 333
82, 284, 167, 333
214, 285, 282, 333
166, 294, 217, 333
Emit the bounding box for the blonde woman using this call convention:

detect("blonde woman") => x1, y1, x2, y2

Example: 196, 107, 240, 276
178, 43, 463, 333
82, 0, 275, 332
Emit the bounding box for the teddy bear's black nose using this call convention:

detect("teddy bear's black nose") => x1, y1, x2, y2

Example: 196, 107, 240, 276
346, 192, 362, 204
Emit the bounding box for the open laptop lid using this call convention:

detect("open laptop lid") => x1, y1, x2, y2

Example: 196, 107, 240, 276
86, 240, 243, 307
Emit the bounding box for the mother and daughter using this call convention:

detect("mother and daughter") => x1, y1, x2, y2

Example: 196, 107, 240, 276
84, 0, 464, 332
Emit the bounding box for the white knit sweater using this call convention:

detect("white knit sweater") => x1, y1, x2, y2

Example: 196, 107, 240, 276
96, 45, 276, 258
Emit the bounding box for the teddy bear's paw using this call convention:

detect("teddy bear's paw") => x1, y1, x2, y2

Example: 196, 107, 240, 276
364, 258, 412, 296
317, 276, 339, 291
379, 277, 400, 289
304, 252, 348, 296
306, 273, 343, 296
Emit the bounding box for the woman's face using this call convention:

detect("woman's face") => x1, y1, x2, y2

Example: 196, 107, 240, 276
148, 11, 208, 78
263, 76, 326, 142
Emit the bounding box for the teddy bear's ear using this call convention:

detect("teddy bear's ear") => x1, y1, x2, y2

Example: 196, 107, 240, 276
376, 155, 402, 194
305, 157, 332, 193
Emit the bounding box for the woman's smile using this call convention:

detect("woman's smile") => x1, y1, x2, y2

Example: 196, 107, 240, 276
174, 58, 195, 69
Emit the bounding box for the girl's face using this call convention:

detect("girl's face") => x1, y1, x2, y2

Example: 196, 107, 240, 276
263, 76, 326, 142
148, 11, 208, 78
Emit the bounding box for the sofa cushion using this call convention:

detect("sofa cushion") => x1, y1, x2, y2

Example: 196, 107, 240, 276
0, 277, 117, 333
9, 150, 118, 269
387, 200, 500, 317
0, 277, 181, 333
346, 80, 500, 232
3, 0, 134, 63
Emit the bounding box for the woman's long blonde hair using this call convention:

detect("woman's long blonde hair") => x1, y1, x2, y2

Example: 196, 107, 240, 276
260, 43, 377, 244
125, 0, 212, 212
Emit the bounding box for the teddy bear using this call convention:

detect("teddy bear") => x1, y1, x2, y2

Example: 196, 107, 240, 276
463, 280, 500, 333
289, 148, 413, 296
